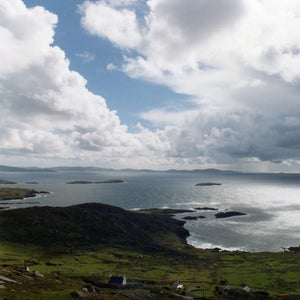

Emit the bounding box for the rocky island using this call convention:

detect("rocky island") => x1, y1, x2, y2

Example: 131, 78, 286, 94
195, 207, 218, 211
0, 179, 16, 184
215, 211, 247, 218
195, 182, 222, 186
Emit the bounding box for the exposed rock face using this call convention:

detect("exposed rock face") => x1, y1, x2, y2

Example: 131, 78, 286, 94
215, 211, 247, 218
70, 289, 92, 299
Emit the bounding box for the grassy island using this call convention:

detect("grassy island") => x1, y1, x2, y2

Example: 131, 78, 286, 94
0, 179, 16, 184
95, 179, 124, 184
0, 187, 41, 201
67, 179, 124, 184
66, 180, 94, 184
195, 182, 222, 186
0, 203, 300, 299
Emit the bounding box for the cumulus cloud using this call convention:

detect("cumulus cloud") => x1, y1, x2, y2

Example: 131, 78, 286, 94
0, 0, 174, 168
79, 1, 142, 49
2, 0, 300, 170
79, 0, 300, 169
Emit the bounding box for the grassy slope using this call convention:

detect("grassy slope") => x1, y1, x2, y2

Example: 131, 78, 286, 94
0, 203, 300, 299
0, 187, 39, 200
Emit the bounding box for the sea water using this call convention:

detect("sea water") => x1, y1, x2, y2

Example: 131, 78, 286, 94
0, 170, 300, 252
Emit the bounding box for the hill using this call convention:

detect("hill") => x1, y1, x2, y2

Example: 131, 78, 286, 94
0, 165, 55, 172
0, 203, 188, 251
1, 204, 300, 299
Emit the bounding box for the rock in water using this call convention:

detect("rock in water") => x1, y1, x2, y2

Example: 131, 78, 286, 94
215, 211, 247, 218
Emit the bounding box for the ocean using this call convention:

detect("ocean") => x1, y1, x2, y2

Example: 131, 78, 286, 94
1, 170, 300, 252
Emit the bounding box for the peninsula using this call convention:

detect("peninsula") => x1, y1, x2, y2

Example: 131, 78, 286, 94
0, 187, 48, 201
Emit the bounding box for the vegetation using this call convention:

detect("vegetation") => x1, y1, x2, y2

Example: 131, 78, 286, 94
67, 179, 124, 184
66, 181, 94, 184
0, 187, 40, 200
95, 179, 124, 184
0, 203, 300, 299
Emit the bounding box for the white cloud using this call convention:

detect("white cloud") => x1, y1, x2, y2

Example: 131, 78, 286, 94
79, 1, 142, 49
2, 0, 300, 170
76, 51, 95, 63
107, 63, 117, 70
0, 0, 176, 168
79, 0, 300, 169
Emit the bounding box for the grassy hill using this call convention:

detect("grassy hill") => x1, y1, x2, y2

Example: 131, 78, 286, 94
0, 203, 188, 251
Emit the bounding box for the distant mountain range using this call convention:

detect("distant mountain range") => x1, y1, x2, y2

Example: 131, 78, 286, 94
0, 164, 243, 174
0, 165, 55, 172
51, 166, 114, 172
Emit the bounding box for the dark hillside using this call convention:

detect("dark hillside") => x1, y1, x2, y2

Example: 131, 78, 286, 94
0, 203, 189, 251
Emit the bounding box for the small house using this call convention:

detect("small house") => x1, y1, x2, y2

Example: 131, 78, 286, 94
108, 275, 127, 288
243, 286, 251, 293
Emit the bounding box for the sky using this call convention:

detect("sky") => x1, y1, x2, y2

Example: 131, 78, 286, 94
1, 0, 300, 171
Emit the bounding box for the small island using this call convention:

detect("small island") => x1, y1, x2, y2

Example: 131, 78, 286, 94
215, 211, 247, 218
67, 179, 124, 184
0, 179, 16, 184
137, 208, 194, 216
195, 182, 222, 186
95, 179, 124, 184
195, 207, 218, 211
66, 181, 94, 184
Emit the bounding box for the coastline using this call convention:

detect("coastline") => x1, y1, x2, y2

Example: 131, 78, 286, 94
1, 202, 300, 298
0, 188, 50, 205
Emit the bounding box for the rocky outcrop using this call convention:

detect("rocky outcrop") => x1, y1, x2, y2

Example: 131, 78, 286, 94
195, 207, 218, 211
215, 211, 247, 218
183, 215, 206, 220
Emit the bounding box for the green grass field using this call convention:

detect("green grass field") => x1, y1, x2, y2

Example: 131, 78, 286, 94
0, 199, 300, 299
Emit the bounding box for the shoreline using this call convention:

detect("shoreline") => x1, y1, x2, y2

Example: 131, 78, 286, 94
0, 187, 50, 202
1, 202, 300, 298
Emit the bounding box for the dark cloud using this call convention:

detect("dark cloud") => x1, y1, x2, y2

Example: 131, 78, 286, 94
151, 0, 245, 43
